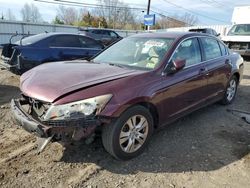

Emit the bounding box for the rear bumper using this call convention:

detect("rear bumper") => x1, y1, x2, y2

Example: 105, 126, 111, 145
0, 57, 17, 70
11, 99, 102, 140
1, 55, 10, 63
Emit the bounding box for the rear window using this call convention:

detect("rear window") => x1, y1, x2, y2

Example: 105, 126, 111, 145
79, 36, 103, 49
92, 30, 103, 34
16, 33, 48, 45
110, 31, 118, 37
189, 29, 206, 33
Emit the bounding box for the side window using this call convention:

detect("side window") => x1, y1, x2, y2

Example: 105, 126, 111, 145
218, 41, 227, 56
110, 31, 118, 37
92, 30, 102, 35
207, 29, 212, 34
213, 30, 218, 36
172, 38, 201, 67
50, 35, 81, 47
102, 30, 110, 35
79, 36, 103, 49
201, 37, 221, 60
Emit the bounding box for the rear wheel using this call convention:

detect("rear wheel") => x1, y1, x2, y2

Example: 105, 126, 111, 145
102, 105, 154, 160
221, 75, 238, 105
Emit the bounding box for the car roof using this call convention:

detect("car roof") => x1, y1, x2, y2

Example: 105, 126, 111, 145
38, 32, 84, 37
84, 28, 115, 32
129, 32, 213, 39
189, 28, 207, 31
17, 32, 99, 46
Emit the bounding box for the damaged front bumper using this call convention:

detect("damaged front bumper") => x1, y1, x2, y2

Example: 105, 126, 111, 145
11, 99, 103, 141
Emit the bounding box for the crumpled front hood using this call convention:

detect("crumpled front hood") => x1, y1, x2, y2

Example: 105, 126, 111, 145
20, 61, 140, 102
222, 35, 250, 42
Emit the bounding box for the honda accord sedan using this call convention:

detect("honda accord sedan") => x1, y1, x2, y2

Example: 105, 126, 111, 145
11, 32, 244, 160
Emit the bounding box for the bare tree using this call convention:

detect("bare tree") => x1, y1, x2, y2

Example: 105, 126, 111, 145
21, 3, 43, 23
179, 13, 199, 26
56, 5, 78, 25
1, 12, 4, 20
5, 9, 16, 21
157, 16, 188, 29
94, 0, 137, 29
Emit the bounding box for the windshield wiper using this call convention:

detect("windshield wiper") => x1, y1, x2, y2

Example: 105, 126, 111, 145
107, 63, 126, 68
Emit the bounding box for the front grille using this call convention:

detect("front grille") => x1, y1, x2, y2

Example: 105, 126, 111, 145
43, 117, 99, 127
228, 42, 250, 50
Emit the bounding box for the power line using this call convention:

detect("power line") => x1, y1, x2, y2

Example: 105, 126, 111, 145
54, 0, 146, 11
209, 0, 231, 8
161, 0, 228, 23
150, 10, 193, 26
199, 0, 231, 10
35, 0, 191, 26
34, 0, 147, 11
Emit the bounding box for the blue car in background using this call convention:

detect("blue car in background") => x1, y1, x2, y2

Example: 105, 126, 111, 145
0, 33, 104, 74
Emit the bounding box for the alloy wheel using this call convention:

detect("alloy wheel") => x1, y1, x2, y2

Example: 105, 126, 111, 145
226, 79, 237, 102
119, 115, 149, 153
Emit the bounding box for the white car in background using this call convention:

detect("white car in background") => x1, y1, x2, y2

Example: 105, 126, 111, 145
222, 6, 250, 57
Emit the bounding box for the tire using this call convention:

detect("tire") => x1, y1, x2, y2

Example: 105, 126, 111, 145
221, 75, 238, 105
102, 105, 154, 160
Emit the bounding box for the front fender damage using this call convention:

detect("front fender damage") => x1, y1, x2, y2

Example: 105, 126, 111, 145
11, 98, 112, 153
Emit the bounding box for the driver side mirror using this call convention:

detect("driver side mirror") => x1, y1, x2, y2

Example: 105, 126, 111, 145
165, 59, 186, 74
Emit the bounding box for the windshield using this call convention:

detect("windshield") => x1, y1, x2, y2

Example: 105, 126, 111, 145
15, 33, 48, 45
93, 36, 175, 70
228, 24, 250, 36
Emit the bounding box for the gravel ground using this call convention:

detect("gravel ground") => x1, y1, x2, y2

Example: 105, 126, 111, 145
0, 58, 249, 188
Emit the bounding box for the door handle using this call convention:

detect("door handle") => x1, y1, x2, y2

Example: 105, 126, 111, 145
199, 67, 207, 73
199, 67, 210, 76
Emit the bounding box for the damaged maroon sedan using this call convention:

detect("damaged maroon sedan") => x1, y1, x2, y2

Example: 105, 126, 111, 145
11, 32, 244, 160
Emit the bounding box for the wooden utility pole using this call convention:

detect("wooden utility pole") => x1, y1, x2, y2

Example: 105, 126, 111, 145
146, 0, 151, 30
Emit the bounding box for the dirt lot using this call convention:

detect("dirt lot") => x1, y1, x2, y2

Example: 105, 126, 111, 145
0, 59, 250, 188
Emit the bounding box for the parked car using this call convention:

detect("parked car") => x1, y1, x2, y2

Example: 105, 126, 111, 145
189, 28, 220, 37
80, 28, 122, 46
11, 32, 244, 160
0, 32, 104, 74
222, 24, 250, 57
221, 6, 250, 57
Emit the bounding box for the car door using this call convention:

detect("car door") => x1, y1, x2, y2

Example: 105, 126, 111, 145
49, 35, 89, 61
158, 37, 209, 125
199, 37, 232, 100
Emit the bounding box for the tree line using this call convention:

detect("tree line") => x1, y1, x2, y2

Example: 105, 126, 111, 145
1, 0, 198, 30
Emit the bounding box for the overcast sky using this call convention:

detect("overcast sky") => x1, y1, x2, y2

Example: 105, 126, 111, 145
0, 0, 249, 25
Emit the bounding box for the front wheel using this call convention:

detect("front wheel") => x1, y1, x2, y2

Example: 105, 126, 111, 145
221, 75, 238, 105
102, 105, 154, 160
